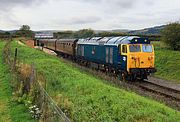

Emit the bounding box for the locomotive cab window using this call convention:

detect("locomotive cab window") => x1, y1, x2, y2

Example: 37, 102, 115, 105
142, 44, 153, 52
129, 45, 140, 52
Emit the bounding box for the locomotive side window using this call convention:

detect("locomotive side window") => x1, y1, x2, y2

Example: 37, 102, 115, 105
110, 48, 113, 64
122, 45, 127, 53
82, 46, 84, 56
106, 48, 109, 63
92, 46, 95, 54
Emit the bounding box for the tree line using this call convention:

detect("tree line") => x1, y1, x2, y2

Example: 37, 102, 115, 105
53, 29, 161, 41
0, 25, 34, 39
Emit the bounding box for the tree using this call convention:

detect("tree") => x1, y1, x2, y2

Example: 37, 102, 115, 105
4, 31, 10, 35
20, 25, 30, 31
54, 31, 74, 39
54, 29, 95, 39
16, 25, 34, 38
161, 22, 180, 50
97, 31, 125, 37
74, 29, 95, 38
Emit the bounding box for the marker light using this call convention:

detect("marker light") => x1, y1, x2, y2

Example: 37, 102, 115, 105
148, 56, 154, 60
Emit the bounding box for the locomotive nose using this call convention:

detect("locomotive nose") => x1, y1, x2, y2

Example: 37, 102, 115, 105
130, 54, 154, 69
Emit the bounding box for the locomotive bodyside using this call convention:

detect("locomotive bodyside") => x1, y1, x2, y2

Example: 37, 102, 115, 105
76, 36, 156, 80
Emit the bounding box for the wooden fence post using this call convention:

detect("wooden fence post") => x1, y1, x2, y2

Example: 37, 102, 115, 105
13, 48, 18, 70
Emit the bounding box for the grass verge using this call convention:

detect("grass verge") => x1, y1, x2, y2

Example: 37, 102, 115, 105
0, 40, 36, 122
153, 41, 180, 82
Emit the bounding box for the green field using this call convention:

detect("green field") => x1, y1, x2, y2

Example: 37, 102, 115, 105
7, 40, 180, 122
0, 41, 37, 122
153, 41, 180, 82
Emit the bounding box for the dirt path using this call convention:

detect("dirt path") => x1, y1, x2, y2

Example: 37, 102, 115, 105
17, 40, 25, 46
34, 46, 57, 55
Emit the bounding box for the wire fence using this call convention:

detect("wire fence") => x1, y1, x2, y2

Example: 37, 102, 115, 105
2, 40, 71, 122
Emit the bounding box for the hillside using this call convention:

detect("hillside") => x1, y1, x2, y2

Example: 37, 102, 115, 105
128, 25, 165, 35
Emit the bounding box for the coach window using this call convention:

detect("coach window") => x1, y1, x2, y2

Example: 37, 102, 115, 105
122, 45, 127, 53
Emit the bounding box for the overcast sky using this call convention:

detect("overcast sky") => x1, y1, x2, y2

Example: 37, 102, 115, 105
0, 0, 180, 30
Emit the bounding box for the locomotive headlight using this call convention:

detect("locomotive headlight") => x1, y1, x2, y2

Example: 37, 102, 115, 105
148, 56, 154, 60
132, 57, 137, 60
130, 55, 135, 59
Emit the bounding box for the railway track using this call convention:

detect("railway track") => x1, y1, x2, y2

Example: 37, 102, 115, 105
134, 80, 180, 102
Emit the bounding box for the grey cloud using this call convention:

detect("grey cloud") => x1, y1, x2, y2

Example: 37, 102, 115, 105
70, 16, 101, 24
0, 0, 45, 11
53, 16, 101, 26
58, 0, 137, 9
104, 0, 137, 8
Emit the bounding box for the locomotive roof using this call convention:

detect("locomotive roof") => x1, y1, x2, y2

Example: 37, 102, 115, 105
77, 36, 150, 45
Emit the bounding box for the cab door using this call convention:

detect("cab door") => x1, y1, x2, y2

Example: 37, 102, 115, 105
120, 44, 128, 71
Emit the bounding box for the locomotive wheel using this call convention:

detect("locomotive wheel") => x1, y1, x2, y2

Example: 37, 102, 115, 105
119, 72, 126, 81
130, 74, 137, 82
122, 73, 126, 81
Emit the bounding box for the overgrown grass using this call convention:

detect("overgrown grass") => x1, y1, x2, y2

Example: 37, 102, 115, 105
152, 41, 180, 82
9, 40, 180, 122
0, 41, 36, 122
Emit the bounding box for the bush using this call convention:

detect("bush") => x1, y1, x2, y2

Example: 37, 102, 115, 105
161, 22, 180, 50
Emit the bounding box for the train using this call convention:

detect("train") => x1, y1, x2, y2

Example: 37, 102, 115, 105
35, 36, 156, 81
